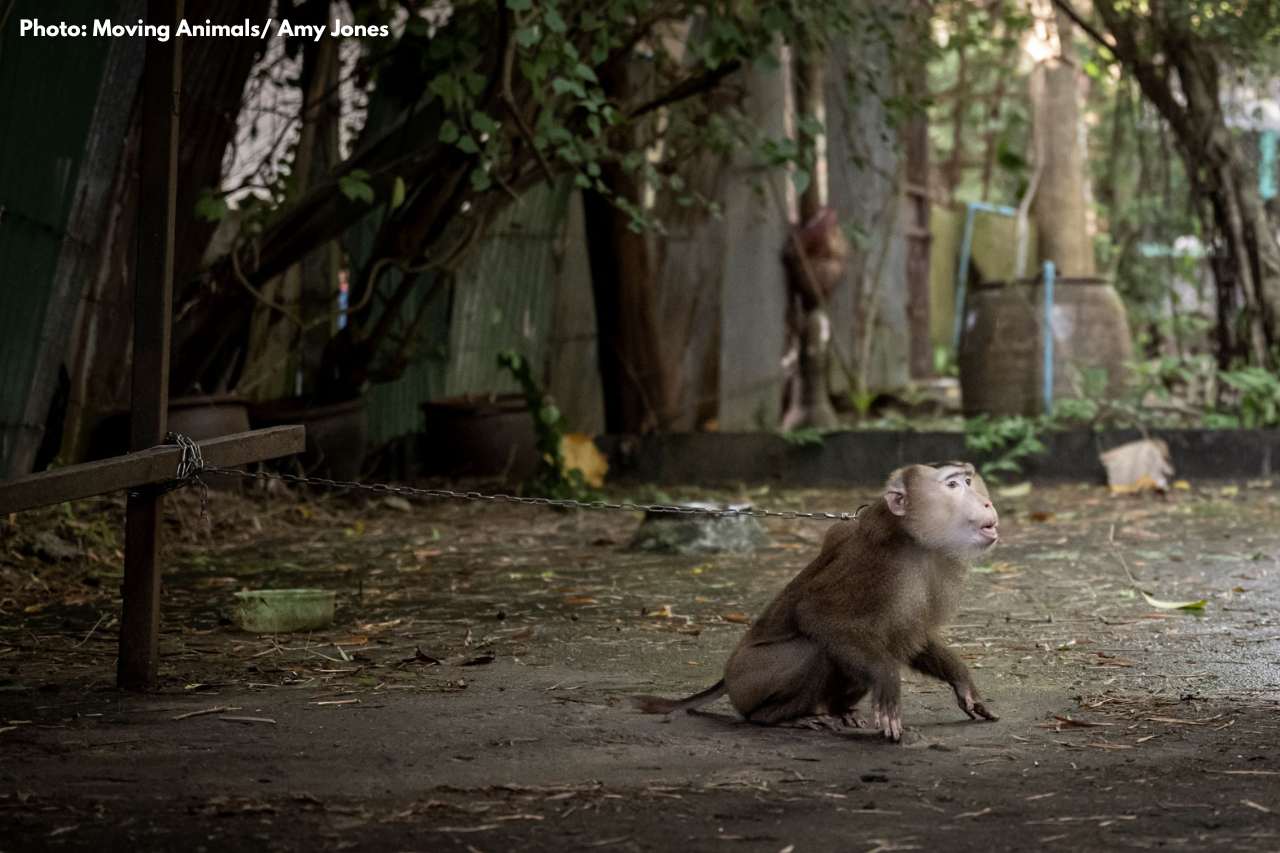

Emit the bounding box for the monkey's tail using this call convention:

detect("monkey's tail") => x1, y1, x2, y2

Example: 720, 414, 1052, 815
630, 679, 727, 715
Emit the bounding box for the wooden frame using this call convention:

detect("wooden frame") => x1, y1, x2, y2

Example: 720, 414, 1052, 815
0, 1, 307, 689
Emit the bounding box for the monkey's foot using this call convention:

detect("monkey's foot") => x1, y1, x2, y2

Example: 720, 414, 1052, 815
841, 712, 867, 729
783, 714, 861, 733
957, 688, 999, 722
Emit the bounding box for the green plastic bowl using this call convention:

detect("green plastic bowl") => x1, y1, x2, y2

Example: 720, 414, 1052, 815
233, 589, 335, 633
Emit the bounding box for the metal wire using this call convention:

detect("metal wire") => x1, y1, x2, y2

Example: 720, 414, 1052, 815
191, 457, 860, 522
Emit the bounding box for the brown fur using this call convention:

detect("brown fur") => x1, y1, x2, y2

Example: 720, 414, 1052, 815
632, 462, 1000, 742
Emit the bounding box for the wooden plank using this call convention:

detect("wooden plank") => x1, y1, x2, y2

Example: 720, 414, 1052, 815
0, 426, 304, 515
119, 0, 183, 691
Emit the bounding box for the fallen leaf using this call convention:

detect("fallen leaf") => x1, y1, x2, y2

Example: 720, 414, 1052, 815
997, 482, 1032, 498
956, 807, 993, 819
445, 651, 496, 667
564, 595, 598, 606
1043, 715, 1114, 730
560, 433, 608, 487
382, 496, 412, 513
721, 612, 751, 624
401, 647, 443, 665
1139, 591, 1206, 612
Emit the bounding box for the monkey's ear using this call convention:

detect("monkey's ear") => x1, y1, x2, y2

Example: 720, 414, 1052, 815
883, 468, 908, 516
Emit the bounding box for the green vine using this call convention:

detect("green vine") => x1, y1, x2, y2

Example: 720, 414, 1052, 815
497, 350, 598, 501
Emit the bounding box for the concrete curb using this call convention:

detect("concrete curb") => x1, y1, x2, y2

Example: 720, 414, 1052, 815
598, 429, 1280, 486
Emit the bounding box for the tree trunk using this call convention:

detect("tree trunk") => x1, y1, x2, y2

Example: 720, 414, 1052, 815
782, 51, 839, 430
298, 2, 344, 398
583, 168, 670, 434
1086, 0, 1280, 366
1031, 8, 1095, 278
238, 0, 342, 401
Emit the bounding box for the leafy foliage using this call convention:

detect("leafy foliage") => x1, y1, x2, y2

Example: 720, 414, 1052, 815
964, 414, 1046, 481
1217, 367, 1280, 428
189, 0, 917, 398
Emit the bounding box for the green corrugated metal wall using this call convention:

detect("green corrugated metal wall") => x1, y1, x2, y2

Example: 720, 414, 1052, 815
362, 180, 572, 445
444, 180, 570, 396
0, 2, 118, 469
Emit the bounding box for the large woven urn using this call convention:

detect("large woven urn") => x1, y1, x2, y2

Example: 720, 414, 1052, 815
958, 277, 1132, 416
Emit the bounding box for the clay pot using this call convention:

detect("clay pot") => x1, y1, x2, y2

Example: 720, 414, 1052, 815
250, 396, 368, 482
419, 394, 538, 481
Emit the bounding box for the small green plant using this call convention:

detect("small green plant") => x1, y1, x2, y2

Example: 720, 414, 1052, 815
1217, 367, 1280, 427
497, 350, 597, 501
963, 414, 1047, 482
933, 345, 958, 378
845, 387, 877, 419
779, 427, 826, 447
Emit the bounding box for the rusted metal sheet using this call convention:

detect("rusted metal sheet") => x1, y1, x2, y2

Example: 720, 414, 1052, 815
0, 0, 134, 477
445, 180, 571, 398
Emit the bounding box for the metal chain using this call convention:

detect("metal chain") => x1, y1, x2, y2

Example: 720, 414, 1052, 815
165, 431, 209, 520
184, 450, 860, 522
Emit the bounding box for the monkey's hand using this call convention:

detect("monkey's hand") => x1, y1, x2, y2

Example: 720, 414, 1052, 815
873, 703, 903, 742
956, 686, 998, 722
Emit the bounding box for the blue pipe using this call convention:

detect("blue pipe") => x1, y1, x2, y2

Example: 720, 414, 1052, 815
952, 201, 1017, 352
1042, 260, 1056, 416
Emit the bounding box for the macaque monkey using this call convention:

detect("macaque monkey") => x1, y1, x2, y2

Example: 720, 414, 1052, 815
780, 206, 849, 431
633, 462, 1000, 742
783, 206, 849, 309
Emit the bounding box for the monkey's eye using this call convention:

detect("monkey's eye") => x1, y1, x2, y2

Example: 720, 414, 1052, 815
965, 477, 972, 486
947, 480, 959, 489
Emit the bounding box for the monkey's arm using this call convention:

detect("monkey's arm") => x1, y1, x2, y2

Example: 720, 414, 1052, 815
823, 639, 903, 741
797, 606, 904, 740
909, 637, 998, 722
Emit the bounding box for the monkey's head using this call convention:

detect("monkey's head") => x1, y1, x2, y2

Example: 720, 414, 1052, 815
883, 462, 999, 557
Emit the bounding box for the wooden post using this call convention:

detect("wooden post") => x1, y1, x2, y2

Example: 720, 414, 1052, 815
118, 0, 183, 690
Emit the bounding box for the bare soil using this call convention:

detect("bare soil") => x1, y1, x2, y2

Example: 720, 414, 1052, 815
2, 477, 1280, 851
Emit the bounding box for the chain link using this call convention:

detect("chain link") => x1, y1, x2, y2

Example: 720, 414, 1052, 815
194, 461, 860, 522
160, 428, 857, 521
166, 431, 210, 520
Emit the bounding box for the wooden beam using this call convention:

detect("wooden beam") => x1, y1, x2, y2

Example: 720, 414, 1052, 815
119, 0, 185, 690
0, 426, 305, 515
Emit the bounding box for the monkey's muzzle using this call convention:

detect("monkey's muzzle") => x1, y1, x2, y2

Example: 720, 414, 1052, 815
978, 521, 999, 544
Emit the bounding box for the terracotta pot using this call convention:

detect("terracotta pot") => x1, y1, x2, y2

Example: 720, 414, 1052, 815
166, 394, 251, 441
87, 394, 251, 489
420, 393, 538, 480
250, 396, 368, 482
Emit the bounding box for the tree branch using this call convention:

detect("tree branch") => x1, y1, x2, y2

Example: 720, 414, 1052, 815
1050, 0, 1114, 54
625, 60, 743, 120
501, 9, 556, 185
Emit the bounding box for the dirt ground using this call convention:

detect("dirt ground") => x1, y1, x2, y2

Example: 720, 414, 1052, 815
2, 475, 1280, 852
